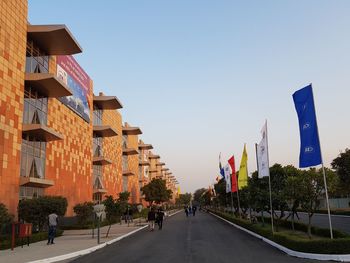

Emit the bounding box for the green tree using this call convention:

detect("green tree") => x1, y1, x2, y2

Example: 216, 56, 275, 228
175, 193, 192, 206
117, 191, 130, 215
18, 196, 67, 231
331, 148, 350, 195
103, 195, 121, 237
141, 179, 172, 206
193, 188, 207, 204
73, 202, 94, 226
0, 203, 13, 226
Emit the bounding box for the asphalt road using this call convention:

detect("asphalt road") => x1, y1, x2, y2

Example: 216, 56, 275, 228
71, 211, 330, 263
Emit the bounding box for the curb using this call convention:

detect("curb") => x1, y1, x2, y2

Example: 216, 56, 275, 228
27, 210, 182, 263
209, 212, 350, 262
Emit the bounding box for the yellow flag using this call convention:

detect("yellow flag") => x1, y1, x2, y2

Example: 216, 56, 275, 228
238, 144, 248, 189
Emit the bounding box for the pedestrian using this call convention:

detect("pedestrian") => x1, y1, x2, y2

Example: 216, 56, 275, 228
184, 206, 189, 217
147, 207, 156, 231
156, 208, 165, 230
192, 206, 197, 216
47, 212, 58, 245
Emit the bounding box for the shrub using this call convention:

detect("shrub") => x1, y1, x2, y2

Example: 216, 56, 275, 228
0, 203, 13, 226
210, 209, 350, 254
18, 196, 67, 231
73, 202, 94, 226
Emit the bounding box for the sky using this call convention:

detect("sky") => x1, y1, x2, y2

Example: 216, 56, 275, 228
28, 1, 350, 193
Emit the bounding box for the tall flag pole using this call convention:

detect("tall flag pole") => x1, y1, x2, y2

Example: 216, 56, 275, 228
238, 144, 248, 189
293, 84, 333, 239
228, 155, 239, 216
257, 120, 274, 234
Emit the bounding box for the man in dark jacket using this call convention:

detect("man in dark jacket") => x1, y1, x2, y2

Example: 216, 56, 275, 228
156, 208, 165, 230
147, 208, 156, 231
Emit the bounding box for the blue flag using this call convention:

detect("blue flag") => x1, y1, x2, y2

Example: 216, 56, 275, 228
293, 84, 322, 168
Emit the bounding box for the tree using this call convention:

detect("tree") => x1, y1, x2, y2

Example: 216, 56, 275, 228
193, 188, 207, 204
331, 148, 350, 195
298, 168, 337, 238
18, 196, 68, 231
175, 193, 192, 206
103, 195, 121, 237
141, 179, 172, 206
0, 203, 13, 226
73, 202, 94, 226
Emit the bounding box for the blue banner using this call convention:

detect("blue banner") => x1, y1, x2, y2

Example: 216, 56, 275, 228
293, 84, 322, 168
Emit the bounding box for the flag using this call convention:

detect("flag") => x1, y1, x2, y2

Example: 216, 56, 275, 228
219, 153, 225, 178
293, 84, 322, 168
228, 155, 238, 192
224, 164, 231, 193
257, 121, 270, 178
238, 144, 248, 189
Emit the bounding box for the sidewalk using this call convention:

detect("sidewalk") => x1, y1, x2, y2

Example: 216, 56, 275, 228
0, 209, 181, 263
0, 219, 148, 263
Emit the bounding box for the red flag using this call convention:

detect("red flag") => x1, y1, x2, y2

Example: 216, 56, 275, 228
228, 155, 238, 192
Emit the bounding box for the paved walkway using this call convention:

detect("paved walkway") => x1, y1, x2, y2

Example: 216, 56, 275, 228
0, 219, 148, 263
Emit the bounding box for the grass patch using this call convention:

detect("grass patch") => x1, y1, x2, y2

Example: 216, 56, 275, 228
210, 209, 350, 254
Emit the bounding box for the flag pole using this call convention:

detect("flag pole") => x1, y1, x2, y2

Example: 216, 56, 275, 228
312, 87, 333, 239
230, 190, 234, 216
236, 183, 241, 218
265, 120, 274, 234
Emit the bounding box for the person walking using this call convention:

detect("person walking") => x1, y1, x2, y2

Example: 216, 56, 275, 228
156, 208, 165, 230
192, 206, 197, 216
47, 212, 58, 245
147, 208, 156, 231
184, 206, 189, 217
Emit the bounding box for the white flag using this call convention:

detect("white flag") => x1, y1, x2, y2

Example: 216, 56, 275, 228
257, 121, 270, 178
224, 164, 231, 193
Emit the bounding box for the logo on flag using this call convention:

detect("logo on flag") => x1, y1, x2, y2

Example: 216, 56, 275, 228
224, 164, 231, 193
257, 121, 270, 178
293, 84, 322, 168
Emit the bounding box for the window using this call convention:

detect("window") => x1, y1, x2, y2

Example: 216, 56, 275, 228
122, 135, 128, 148
139, 166, 142, 180
93, 105, 103, 125
122, 156, 128, 172
19, 186, 44, 199
123, 176, 128, 192
93, 137, 103, 157
25, 40, 49, 73
20, 138, 46, 179
23, 87, 48, 125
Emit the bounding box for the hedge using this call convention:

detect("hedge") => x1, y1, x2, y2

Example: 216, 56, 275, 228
0, 229, 63, 250
209, 209, 350, 254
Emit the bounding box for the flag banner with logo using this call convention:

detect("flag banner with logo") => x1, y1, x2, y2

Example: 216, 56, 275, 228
224, 164, 231, 193
219, 153, 225, 178
257, 121, 269, 178
228, 155, 238, 192
238, 144, 248, 189
293, 84, 322, 168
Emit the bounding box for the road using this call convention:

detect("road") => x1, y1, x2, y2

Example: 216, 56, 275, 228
71, 211, 330, 263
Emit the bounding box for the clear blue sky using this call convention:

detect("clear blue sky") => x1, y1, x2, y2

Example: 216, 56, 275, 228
29, 1, 350, 193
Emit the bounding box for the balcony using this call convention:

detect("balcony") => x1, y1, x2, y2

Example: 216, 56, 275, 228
27, 24, 82, 55
25, 73, 73, 98
122, 127, 142, 136
93, 95, 123, 110
122, 170, 135, 177
156, 162, 165, 167
149, 154, 160, 159
93, 125, 118, 138
22, 124, 63, 142
139, 160, 150, 166
161, 168, 169, 172
122, 148, 138, 156
148, 169, 158, 173
138, 143, 153, 150
20, 176, 54, 188
93, 188, 108, 194
92, 156, 112, 165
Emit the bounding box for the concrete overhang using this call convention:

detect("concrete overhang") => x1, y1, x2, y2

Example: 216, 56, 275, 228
25, 73, 73, 98
139, 161, 150, 166
93, 95, 123, 110
22, 124, 63, 142
122, 148, 138, 156
122, 171, 135, 176
93, 156, 112, 165
122, 127, 142, 136
27, 24, 82, 55
93, 125, 118, 138
138, 144, 153, 150
149, 155, 160, 159
20, 177, 54, 188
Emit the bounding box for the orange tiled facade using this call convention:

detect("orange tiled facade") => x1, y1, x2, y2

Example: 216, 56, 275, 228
0, 0, 179, 217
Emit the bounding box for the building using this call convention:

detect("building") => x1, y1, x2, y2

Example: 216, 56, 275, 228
0, 0, 179, 217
